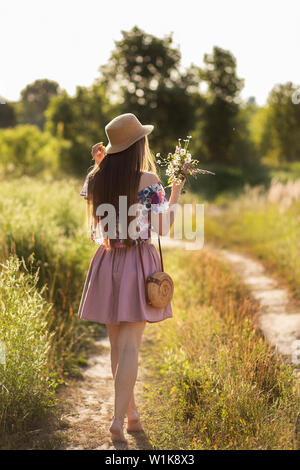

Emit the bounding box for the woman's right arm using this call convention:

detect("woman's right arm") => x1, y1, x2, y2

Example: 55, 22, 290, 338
148, 175, 186, 236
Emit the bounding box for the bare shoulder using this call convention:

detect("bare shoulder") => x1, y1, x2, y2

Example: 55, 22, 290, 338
138, 171, 160, 192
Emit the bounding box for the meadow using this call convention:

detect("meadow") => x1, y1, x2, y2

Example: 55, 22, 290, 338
140, 247, 300, 450
1, 14, 300, 450
203, 176, 300, 301
140, 170, 300, 449
0, 172, 299, 449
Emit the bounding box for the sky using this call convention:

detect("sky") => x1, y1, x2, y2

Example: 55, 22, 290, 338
1, 0, 299, 106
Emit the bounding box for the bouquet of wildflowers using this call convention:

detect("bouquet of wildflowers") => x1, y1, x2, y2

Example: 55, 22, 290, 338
156, 136, 215, 193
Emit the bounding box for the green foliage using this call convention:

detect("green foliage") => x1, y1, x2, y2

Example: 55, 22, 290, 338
19, 79, 60, 130
0, 176, 104, 376
201, 46, 244, 102
262, 82, 300, 163
97, 26, 199, 155
0, 102, 16, 128
248, 105, 266, 146
0, 175, 105, 444
205, 180, 300, 300
45, 84, 115, 175
2, 27, 299, 186
0, 255, 57, 435
233, 102, 260, 169
4, 28, 299, 177
0, 125, 71, 177
170, 160, 270, 201
185, 164, 245, 199
193, 46, 245, 165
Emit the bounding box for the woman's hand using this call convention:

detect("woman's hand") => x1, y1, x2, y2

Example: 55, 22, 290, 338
171, 174, 187, 192
93, 147, 106, 165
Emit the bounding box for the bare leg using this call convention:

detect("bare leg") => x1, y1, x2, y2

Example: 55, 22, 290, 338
106, 323, 142, 420
107, 321, 146, 441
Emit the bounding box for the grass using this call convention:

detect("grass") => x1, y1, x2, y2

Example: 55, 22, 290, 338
0, 175, 105, 445
1, 171, 299, 449
140, 248, 300, 450
202, 177, 300, 301
0, 175, 105, 375
0, 255, 57, 439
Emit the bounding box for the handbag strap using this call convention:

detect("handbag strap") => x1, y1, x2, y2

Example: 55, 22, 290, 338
137, 237, 147, 287
137, 206, 164, 302
137, 232, 164, 287
157, 235, 164, 272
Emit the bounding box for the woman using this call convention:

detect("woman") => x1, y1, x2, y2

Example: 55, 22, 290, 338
78, 113, 186, 443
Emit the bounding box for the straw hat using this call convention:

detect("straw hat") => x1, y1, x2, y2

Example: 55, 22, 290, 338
104, 113, 154, 155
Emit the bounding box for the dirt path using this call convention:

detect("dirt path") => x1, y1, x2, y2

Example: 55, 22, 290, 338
54, 337, 153, 450
51, 237, 300, 449
215, 247, 300, 362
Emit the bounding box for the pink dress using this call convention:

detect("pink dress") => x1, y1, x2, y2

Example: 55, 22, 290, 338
77, 175, 173, 325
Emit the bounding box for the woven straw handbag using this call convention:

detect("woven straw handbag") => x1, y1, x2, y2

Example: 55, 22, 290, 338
137, 234, 174, 308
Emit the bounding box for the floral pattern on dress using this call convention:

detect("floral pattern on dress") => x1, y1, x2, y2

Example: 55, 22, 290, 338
79, 176, 169, 247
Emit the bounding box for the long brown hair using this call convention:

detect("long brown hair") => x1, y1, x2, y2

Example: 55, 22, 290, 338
84, 135, 157, 249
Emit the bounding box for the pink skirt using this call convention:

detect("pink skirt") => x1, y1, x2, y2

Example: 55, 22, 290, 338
77, 240, 173, 325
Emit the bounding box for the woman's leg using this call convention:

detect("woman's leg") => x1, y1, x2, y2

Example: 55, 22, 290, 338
106, 323, 119, 378
106, 323, 141, 418
109, 321, 146, 440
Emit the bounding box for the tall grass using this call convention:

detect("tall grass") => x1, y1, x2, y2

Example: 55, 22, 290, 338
140, 249, 300, 450
0, 175, 105, 445
0, 255, 57, 437
0, 175, 104, 376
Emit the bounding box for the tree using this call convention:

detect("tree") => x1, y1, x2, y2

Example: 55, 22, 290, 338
261, 82, 300, 163
97, 26, 200, 155
247, 96, 256, 105
197, 46, 244, 164
0, 125, 70, 177
0, 101, 16, 128
230, 100, 260, 170
20, 79, 60, 130
45, 83, 115, 175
